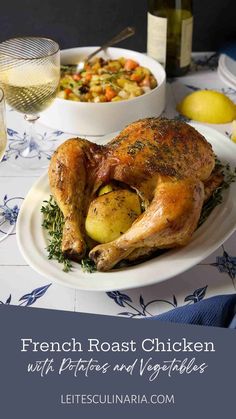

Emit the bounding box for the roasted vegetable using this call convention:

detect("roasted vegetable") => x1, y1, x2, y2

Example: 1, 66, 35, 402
85, 189, 142, 243
59, 57, 157, 103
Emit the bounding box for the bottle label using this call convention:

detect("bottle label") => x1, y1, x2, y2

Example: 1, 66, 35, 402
180, 16, 193, 68
147, 12, 167, 67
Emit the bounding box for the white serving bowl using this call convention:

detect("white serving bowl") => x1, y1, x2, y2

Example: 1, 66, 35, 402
41, 46, 166, 136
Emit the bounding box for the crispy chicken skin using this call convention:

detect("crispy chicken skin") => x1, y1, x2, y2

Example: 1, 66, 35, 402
49, 118, 222, 271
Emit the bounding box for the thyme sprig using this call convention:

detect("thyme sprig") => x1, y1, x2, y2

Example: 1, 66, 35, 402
41, 197, 72, 272
81, 258, 97, 273
41, 197, 96, 273
198, 161, 236, 226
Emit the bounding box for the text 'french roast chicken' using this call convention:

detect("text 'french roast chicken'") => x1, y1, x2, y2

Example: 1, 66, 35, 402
49, 117, 223, 272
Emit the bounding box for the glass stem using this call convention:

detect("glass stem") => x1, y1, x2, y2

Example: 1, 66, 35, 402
24, 114, 39, 155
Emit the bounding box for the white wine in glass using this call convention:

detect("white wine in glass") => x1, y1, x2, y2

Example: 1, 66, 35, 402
0, 65, 59, 115
0, 37, 60, 169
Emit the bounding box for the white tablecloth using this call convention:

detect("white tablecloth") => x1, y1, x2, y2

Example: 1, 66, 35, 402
0, 53, 235, 317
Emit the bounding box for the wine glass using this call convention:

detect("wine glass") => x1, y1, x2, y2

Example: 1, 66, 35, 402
0, 37, 60, 169
0, 87, 14, 241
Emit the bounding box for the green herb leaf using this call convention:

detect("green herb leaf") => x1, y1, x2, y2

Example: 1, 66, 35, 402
81, 258, 97, 273
41, 197, 97, 273
198, 160, 236, 227
41, 197, 72, 272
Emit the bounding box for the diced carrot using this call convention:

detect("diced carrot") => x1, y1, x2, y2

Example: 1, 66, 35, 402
109, 66, 118, 72
72, 74, 81, 81
65, 88, 72, 96
105, 86, 117, 101
130, 73, 143, 82
141, 75, 151, 87
85, 73, 92, 82
124, 59, 139, 71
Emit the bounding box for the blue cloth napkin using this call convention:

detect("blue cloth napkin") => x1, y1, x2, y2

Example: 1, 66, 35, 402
220, 43, 236, 61
149, 294, 236, 328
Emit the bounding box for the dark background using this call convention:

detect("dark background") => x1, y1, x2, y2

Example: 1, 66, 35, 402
1, 0, 235, 52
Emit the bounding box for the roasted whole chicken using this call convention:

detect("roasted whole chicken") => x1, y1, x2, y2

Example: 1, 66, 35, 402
49, 118, 223, 271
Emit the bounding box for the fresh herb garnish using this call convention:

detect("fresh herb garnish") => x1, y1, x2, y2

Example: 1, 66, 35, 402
81, 258, 97, 273
198, 161, 236, 226
41, 197, 72, 272
41, 197, 97, 273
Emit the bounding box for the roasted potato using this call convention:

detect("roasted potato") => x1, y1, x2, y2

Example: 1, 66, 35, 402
85, 189, 141, 243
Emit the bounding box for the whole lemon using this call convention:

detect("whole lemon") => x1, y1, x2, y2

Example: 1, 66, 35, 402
177, 90, 236, 124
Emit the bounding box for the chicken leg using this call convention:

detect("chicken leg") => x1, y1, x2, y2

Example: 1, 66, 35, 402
49, 138, 89, 260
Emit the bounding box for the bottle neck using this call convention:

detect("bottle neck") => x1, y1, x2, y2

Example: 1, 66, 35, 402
175, 0, 182, 9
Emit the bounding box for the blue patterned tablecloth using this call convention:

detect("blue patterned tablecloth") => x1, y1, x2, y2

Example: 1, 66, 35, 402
0, 53, 235, 317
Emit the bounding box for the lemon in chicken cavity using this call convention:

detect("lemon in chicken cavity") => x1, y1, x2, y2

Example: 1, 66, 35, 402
98, 183, 115, 196
177, 90, 236, 124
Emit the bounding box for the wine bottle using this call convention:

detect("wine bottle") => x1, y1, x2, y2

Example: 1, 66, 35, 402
147, 0, 193, 76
